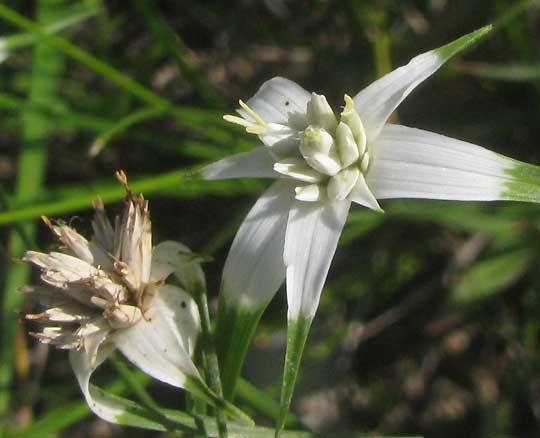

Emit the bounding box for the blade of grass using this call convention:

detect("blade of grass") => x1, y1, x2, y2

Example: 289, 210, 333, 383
0, 90, 113, 131
181, 261, 229, 436
132, 0, 225, 108
0, 169, 263, 226
492, 0, 540, 31
0, 0, 66, 419
1, 0, 101, 55
0, 92, 243, 159
452, 61, 540, 82
186, 346, 209, 437
88, 107, 165, 156
0, 4, 227, 134
8, 373, 145, 438
451, 248, 534, 305
235, 378, 300, 429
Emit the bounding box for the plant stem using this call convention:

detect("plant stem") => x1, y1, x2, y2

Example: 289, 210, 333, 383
182, 264, 229, 437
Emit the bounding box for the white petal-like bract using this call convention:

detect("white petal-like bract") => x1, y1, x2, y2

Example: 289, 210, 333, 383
200, 146, 278, 180
240, 77, 311, 126
221, 181, 296, 309
354, 26, 491, 142
112, 285, 201, 388
284, 199, 351, 320
367, 124, 512, 201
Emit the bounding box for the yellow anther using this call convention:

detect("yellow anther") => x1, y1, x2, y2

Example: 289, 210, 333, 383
239, 99, 266, 126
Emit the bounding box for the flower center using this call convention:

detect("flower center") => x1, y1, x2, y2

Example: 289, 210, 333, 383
225, 93, 370, 202
280, 93, 370, 201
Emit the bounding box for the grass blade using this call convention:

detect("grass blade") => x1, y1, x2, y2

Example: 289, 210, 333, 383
132, 0, 225, 108
0, 0, 66, 418
2, 0, 101, 55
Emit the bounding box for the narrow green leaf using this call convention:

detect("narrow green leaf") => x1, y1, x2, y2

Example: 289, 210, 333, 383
236, 378, 300, 428
0, 170, 262, 226
89, 107, 165, 156
277, 316, 312, 436
2, 0, 101, 54
13, 381, 404, 438
0, 3, 226, 136
132, 0, 224, 107
452, 248, 534, 305
185, 376, 254, 427
453, 61, 540, 82
384, 200, 514, 235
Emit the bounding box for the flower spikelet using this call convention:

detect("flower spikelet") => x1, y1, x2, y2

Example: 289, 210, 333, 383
23, 171, 165, 361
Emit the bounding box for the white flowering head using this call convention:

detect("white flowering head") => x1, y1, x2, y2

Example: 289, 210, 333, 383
225, 93, 375, 205
25, 171, 180, 349
201, 26, 540, 324
200, 26, 540, 428
22, 171, 204, 424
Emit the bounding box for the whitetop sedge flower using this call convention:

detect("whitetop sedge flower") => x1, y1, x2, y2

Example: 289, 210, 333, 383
200, 26, 540, 403
22, 171, 203, 424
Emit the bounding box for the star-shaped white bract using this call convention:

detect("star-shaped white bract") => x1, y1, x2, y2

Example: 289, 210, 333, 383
200, 26, 540, 417
22, 172, 206, 425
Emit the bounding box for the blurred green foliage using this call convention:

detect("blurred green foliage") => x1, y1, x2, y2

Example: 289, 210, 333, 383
1, 0, 540, 437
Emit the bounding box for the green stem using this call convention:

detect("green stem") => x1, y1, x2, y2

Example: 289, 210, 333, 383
183, 263, 229, 437
0, 4, 165, 108
371, 22, 396, 123
186, 346, 209, 438
0, 0, 66, 418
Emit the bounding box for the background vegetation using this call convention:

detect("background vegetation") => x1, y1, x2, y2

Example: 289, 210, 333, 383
1, 0, 540, 436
